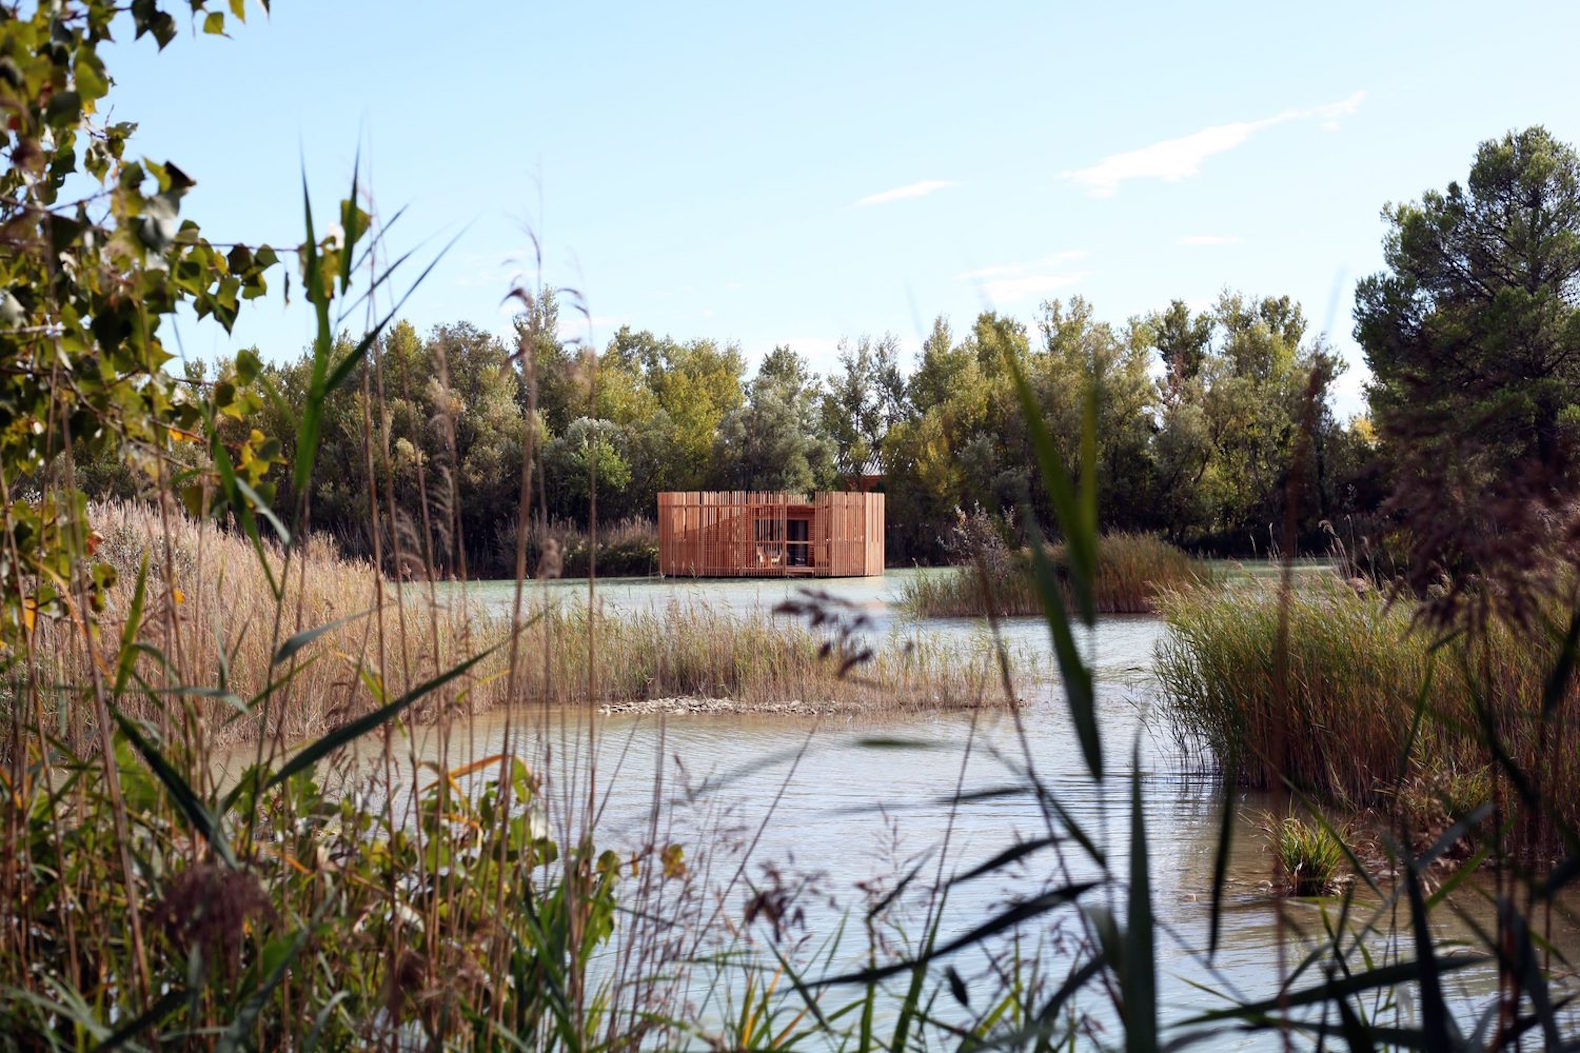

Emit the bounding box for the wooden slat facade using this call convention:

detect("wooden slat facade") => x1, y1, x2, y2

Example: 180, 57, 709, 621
657, 491, 885, 578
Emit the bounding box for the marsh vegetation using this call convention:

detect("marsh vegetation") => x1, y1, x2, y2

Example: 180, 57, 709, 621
5, 3, 1580, 1048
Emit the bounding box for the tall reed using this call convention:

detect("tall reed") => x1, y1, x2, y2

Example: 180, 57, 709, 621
1156, 578, 1580, 836
902, 531, 1206, 617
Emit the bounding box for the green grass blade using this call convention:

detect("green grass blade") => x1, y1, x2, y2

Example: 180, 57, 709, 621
232, 475, 290, 546
1542, 604, 1580, 721
94, 985, 188, 1051
1027, 521, 1101, 780
265, 644, 498, 790
1004, 351, 1095, 624
950, 836, 1062, 887
1183, 955, 1487, 1025
814, 882, 1098, 987
108, 704, 235, 868
271, 608, 371, 666
1124, 743, 1157, 1053
1206, 769, 1234, 961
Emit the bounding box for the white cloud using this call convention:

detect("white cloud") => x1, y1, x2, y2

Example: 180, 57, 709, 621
957, 252, 1088, 304
555, 313, 622, 342
1178, 234, 1240, 246
957, 250, 1086, 281
978, 271, 1087, 302
855, 179, 957, 207
1063, 90, 1365, 197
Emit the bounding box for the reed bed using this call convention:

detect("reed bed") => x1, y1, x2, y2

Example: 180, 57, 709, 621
34, 500, 502, 748
513, 602, 997, 711
40, 501, 998, 753
1156, 579, 1580, 837
902, 531, 1206, 617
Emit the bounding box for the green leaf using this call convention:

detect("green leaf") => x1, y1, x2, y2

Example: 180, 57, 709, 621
265, 644, 499, 790
73, 53, 109, 104
271, 607, 371, 666
203, 11, 225, 34
1124, 744, 1157, 1053
44, 91, 82, 127
217, 914, 322, 1053
109, 705, 236, 868
338, 155, 365, 291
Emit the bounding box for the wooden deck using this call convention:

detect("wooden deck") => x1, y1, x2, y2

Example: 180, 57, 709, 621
656, 491, 884, 578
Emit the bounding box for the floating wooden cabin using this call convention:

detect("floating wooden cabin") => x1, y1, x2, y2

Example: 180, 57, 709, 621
657, 491, 885, 578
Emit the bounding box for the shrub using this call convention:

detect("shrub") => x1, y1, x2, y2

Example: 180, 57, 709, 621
902, 531, 1206, 617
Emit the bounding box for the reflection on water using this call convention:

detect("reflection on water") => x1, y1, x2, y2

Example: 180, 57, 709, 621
292, 573, 1577, 1039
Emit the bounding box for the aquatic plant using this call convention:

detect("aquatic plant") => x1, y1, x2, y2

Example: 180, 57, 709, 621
1155, 578, 1580, 845
1268, 813, 1348, 896
3, 23, 1578, 1043
901, 530, 1206, 617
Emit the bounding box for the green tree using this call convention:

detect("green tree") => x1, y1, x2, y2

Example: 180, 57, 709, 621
514, 288, 587, 433
1, 1, 277, 638
1145, 293, 1338, 547
714, 346, 835, 492
820, 333, 906, 476
1356, 126, 1580, 597
644, 336, 745, 489
1034, 297, 1159, 529
545, 417, 631, 516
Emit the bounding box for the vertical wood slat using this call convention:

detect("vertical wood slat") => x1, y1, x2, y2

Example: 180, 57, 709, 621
656, 490, 883, 578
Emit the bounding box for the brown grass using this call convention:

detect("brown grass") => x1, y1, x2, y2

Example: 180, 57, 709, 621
40, 501, 998, 750
1156, 578, 1580, 841
902, 531, 1207, 617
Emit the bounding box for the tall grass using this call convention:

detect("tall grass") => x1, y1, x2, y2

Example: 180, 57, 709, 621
1157, 578, 1580, 837
65, 499, 495, 745
1268, 813, 1348, 896
5, 136, 1579, 1052
517, 601, 996, 711
902, 531, 1206, 617
36, 501, 997, 750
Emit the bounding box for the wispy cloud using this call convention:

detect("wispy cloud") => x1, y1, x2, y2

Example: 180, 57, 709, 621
556, 313, 622, 341
855, 179, 957, 207
1178, 234, 1240, 247
958, 252, 1089, 303
1063, 91, 1365, 197
957, 250, 1086, 282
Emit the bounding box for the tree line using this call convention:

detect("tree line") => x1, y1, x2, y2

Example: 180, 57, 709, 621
90, 288, 1372, 577
67, 128, 1580, 589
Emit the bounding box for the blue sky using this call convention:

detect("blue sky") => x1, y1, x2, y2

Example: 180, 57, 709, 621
107, 1, 1580, 417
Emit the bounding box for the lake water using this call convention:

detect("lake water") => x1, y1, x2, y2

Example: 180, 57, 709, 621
306, 569, 1578, 1044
